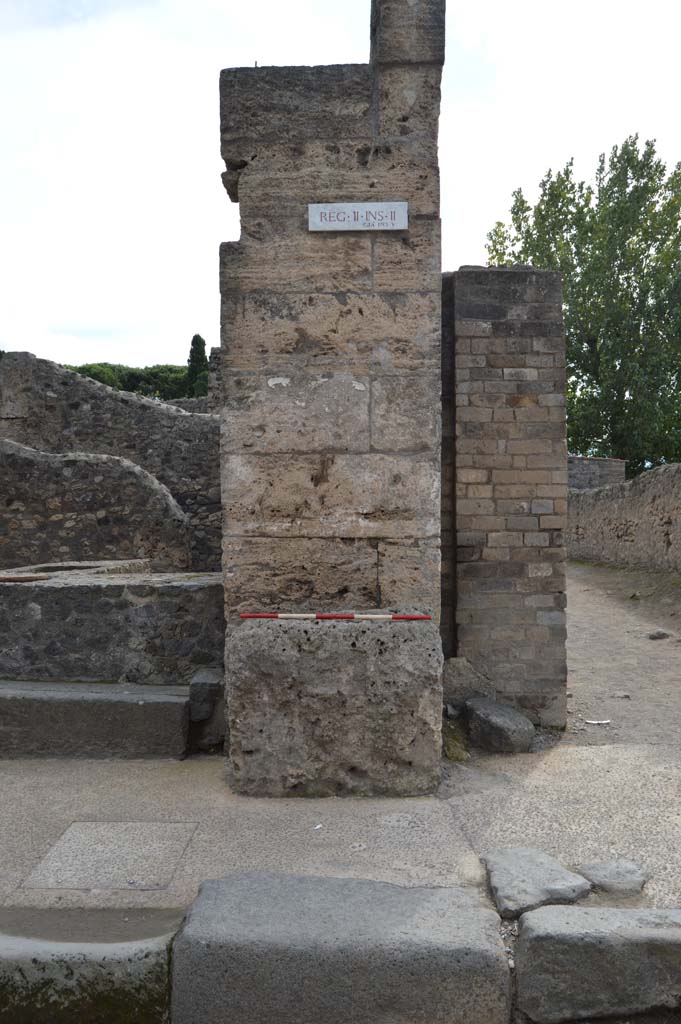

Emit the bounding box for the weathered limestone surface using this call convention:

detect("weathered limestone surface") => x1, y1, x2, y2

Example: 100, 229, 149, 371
220, 0, 444, 622
451, 267, 568, 727
0, 440, 190, 570
171, 873, 511, 1024
516, 905, 681, 1023
0, 352, 220, 570
226, 618, 443, 797
0, 565, 224, 685
567, 454, 625, 490
567, 463, 681, 571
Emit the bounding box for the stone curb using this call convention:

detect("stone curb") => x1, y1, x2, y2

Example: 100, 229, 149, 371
516, 905, 681, 1023
171, 872, 512, 1024
3, 878, 681, 1023
0, 927, 174, 1024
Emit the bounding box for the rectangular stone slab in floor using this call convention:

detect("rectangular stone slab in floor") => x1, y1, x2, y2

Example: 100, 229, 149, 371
225, 618, 443, 796
171, 872, 511, 1024
22, 821, 197, 891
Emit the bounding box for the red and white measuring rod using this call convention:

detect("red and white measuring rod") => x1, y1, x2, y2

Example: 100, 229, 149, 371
240, 613, 432, 621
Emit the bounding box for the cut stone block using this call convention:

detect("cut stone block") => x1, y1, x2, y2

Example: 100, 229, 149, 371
516, 905, 681, 1023
220, 291, 441, 375
222, 373, 370, 454
483, 848, 591, 919
221, 451, 440, 539
0, 681, 189, 758
222, 537, 381, 617
371, 0, 447, 65
171, 872, 511, 1024
226, 617, 443, 796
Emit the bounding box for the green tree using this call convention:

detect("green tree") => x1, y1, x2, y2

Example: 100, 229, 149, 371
69, 362, 190, 400
487, 136, 681, 476
187, 334, 208, 397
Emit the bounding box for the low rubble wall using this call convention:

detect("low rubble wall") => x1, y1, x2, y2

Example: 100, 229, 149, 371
0, 440, 190, 570
567, 463, 681, 571
0, 565, 224, 684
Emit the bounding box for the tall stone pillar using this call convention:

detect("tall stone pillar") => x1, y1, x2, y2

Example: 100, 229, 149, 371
219, 0, 446, 796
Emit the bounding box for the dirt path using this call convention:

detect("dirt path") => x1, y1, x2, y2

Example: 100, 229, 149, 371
566, 561, 681, 746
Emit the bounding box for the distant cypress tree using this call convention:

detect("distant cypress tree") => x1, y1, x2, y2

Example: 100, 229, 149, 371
187, 334, 209, 396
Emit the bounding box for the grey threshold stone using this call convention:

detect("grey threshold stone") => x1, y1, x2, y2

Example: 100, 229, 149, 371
0, 908, 177, 1024
0, 681, 189, 757
465, 698, 535, 754
171, 872, 511, 1024
578, 858, 650, 895
483, 848, 591, 919
516, 905, 681, 1023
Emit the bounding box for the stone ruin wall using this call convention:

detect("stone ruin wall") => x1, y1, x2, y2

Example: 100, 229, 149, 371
0, 352, 221, 570
568, 454, 626, 490
0, 439, 190, 571
567, 463, 681, 572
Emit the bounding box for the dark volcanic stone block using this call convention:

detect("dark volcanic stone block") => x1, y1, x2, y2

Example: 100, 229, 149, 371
171, 873, 511, 1024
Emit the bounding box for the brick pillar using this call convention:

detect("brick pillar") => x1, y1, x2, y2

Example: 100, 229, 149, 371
453, 267, 568, 727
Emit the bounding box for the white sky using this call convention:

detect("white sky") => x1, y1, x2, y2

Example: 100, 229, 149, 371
1, 0, 679, 366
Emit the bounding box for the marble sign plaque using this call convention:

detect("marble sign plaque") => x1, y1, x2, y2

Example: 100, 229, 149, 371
308, 202, 408, 232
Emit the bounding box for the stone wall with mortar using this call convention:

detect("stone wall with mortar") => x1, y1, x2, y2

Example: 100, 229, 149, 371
0, 440, 190, 571
452, 267, 568, 727
568, 455, 626, 490
219, 0, 444, 621
0, 352, 221, 569
0, 566, 224, 684
567, 464, 681, 571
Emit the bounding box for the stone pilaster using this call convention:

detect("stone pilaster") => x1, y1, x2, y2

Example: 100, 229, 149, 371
219, 0, 446, 795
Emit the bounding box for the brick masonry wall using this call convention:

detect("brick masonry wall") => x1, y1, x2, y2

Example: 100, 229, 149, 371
219, 0, 444, 621
568, 464, 681, 571
0, 440, 190, 571
0, 353, 221, 570
568, 455, 626, 490
453, 267, 568, 727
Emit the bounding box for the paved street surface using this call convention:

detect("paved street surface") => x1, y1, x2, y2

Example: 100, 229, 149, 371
1, 561, 680, 914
